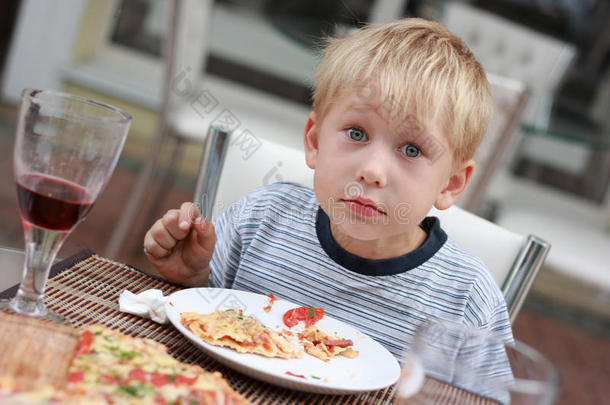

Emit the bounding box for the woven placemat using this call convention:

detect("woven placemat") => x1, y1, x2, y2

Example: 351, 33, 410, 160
41, 251, 397, 404
17, 250, 497, 405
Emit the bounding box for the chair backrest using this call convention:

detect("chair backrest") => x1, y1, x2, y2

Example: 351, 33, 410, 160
457, 73, 529, 214
443, 2, 575, 129
429, 205, 550, 323
205, 134, 314, 220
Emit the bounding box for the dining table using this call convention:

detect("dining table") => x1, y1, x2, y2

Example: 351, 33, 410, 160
0, 248, 500, 404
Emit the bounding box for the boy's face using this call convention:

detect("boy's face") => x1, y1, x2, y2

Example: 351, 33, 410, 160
304, 91, 474, 257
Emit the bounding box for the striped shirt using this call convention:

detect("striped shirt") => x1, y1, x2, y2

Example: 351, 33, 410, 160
209, 182, 513, 399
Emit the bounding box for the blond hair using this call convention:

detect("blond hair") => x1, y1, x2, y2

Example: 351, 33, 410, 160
313, 18, 492, 165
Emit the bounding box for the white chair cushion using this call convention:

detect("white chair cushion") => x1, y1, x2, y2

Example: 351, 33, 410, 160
430, 206, 525, 288
211, 136, 314, 219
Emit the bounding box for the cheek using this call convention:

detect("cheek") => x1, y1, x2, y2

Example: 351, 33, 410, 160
313, 171, 331, 201
313, 178, 334, 219
387, 179, 440, 220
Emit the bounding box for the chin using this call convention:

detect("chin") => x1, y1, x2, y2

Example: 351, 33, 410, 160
331, 221, 392, 241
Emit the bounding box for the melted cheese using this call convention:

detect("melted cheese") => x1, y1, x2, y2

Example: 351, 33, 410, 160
181, 310, 302, 359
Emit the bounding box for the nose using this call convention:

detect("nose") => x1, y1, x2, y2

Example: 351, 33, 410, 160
356, 148, 388, 188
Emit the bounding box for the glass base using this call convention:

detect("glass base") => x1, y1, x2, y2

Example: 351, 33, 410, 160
0, 298, 71, 325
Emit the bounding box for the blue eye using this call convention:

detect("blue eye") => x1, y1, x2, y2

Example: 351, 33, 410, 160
347, 127, 367, 142
400, 144, 421, 158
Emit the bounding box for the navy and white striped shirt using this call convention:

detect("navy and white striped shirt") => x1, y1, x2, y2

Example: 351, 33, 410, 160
209, 182, 513, 398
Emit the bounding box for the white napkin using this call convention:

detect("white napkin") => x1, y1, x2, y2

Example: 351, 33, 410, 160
119, 289, 168, 324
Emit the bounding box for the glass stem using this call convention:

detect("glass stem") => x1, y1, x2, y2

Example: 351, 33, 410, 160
10, 222, 69, 317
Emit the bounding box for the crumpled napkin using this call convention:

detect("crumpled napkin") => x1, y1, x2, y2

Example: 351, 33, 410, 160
119, 289, 168, 324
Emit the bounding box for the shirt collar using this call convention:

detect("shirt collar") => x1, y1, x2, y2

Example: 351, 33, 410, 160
315, 207, 447, 276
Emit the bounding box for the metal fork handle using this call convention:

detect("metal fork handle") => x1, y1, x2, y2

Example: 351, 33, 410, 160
194, 125, 230, 219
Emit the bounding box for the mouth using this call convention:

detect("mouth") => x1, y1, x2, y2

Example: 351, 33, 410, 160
340, 197, 387, 217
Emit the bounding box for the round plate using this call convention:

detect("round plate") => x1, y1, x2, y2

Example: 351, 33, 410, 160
165, 288, 400, 394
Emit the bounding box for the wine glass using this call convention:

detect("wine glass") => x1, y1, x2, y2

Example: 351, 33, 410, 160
396, 321, 560, 404
0, 89, 131, 321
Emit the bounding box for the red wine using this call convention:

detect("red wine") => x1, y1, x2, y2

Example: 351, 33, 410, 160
16, 174, 94, 231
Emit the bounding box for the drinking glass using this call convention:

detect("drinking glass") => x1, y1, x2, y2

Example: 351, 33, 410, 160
0, 89, 131, 320
395, 321, 560, 405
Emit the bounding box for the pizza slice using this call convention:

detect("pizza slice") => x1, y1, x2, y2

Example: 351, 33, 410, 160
62, 325, 249, 404
0, 321, 249, 405
181, 309, 302, 359
298, 326, 359, 362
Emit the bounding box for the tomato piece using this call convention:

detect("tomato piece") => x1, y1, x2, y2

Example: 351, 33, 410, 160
305, 307, 324, 327
75, 330, 94, 356
68, 371, 84, 383
173, 374, 198, 386
282, 306, 324, 328
150, 372, 170, 387
129, 368, 147, 382
154, 394, 167, 405
102, 374, 121, 385
282, 308, 301, 327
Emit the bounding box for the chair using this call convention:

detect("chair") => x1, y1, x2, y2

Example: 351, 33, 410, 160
442, 2, 582, 200
456, 73, 529, 214
442, 2, 575, 130
444, 3, 609, 311
204, 131, 314, 220
494, 180, 610, 314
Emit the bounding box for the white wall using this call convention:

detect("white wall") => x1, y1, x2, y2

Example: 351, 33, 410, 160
1, 0, 87, 104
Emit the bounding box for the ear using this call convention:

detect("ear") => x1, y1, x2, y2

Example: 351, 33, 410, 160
303, 111, 319, 169
434, 159, 475, 210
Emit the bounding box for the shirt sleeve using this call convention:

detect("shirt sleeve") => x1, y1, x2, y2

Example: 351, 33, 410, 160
465, 271, 514, 343
456, 271, 514, 403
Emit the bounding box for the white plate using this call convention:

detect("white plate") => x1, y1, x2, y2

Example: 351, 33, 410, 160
165, 288, 400, 394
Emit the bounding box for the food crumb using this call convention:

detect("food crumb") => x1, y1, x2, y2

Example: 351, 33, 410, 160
263, 293, 279, 312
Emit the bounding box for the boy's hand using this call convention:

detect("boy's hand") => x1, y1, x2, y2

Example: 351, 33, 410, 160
143, 202, 215, 287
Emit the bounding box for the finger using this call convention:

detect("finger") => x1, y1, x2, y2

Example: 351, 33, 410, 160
192, 217, 216, 253
183, 220, 215, 268
161, 209, 190, 241
143, 229, 171, 259
152, 216, 182, 250
179, 202, 202, 231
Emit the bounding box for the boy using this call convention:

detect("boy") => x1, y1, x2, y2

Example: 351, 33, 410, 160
144, 17, 512, 392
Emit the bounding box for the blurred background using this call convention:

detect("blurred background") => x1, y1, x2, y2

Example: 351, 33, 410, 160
0, 1, 608, 403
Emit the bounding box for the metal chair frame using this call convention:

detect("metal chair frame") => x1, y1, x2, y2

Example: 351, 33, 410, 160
502, 235, 550, 323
